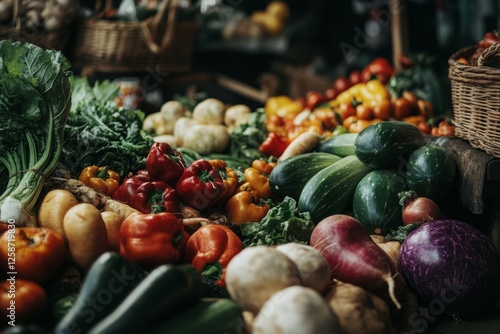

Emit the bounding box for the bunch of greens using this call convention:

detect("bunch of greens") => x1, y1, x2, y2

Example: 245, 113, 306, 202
240, 196, 315, 247
59, 77, 154, 178
228, 108, 267, 165
0, 41, 72, 226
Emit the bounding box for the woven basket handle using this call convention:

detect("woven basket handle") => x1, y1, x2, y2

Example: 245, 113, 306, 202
478, 42, 500, 67
139, 0, 179, 54
12, 0, 22, 30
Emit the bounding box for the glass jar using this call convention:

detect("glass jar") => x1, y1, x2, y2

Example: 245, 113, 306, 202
114, 77, 143, 110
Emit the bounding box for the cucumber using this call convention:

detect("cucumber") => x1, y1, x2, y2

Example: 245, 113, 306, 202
406, 144, 456, 201
354, 121, 425, 169
88, 264, 203, 334
298, 155, 373, 222
353, 169, 408, 235
149, 298, 244, 334
269, 152, 342, 201
316, 133, 358, 157
54, 252, 146, 334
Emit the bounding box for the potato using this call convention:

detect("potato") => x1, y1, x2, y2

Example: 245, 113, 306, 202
370, 234, 401, 268
325, 281, 395, 334
225, 246, 302, 314
252, 286, 341, 334
64, 203, 109, 271
101, 211, 122, 251
38, 189, 79, 244
276, 243, 331, 293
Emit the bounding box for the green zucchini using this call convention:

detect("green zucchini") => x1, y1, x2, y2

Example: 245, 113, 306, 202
354, 121, 425, 169
54, 252, 146, 334
149, 298, 244, 334
406, 144, 456, 201
353, 169, 409, 235
269, 152, 342, 201
298, 155, 373, 222
88, 264, 203, 334
316, 133, 358, 157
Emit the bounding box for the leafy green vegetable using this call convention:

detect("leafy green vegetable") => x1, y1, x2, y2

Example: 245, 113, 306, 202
229, 109, 267, 165
0, 41, 72, 226
240, 196, 315, 247
59, 78, 154, 178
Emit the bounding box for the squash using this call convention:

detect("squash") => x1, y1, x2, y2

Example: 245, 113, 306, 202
316, 133, 358, 157
353, 169, 408, 235
354, 121, 425, 169
269, 152, 341, 201
298, 155, 373, 222
406, 144, 456, 201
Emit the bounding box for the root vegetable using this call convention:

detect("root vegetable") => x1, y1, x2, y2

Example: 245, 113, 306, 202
63, 203, 110, 271
224, 104, 251, 131
278, 131, 321, 162
325, 281, 395, 334
37, 189, 79, 244
58, 178, 140, 222
276, 243, 331, 293
101, 211, 122, 251
310, 214, 403, 310
182, 124, 230, 155
252, 286, 341, 334
225, 246, 302, 314
370, 235, 401, 268
173, 117, 197, 146
152, 134, 178, 148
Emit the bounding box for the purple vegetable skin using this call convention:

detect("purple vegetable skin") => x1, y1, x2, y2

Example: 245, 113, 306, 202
398, 219, 500, 317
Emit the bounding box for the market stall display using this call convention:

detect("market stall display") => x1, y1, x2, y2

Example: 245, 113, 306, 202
1, 2, 500, 332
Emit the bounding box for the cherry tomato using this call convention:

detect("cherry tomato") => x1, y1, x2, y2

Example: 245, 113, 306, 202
392, 97, 413, 119
402, 91, 418, 111
355, 104, 374, 121
438, 120, 455, 137
431, 126, 441, 136
417, 99, 434, 118
348, 70, 362, 86
324, 87, 337, 100
310, 107, 337, 130
372, 100, 392, 120
333, 76, 350, 94
0, 227, 66, 284
417, 121, 431, 134
0, 279, 47, 325
306, 91, 326, 110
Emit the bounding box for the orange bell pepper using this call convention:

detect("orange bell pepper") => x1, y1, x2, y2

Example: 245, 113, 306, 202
251, 159, 277, 175
78, 166, 120, 196
208, 159, 239, 204
225, 191, 271, 225
244, 167, 279, 201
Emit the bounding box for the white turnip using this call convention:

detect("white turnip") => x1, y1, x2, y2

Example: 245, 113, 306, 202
310, 214, 403, 309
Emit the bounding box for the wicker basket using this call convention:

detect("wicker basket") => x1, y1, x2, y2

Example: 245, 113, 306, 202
0, 0, 73, 51
280, 65, 332, 99
448, 42, 500, 158
73, 0, 197, 75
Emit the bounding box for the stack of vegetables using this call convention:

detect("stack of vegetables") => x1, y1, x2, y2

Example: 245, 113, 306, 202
1, 40, 499, 334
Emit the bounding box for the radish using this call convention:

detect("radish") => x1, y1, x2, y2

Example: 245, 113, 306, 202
310, 214, 403, 309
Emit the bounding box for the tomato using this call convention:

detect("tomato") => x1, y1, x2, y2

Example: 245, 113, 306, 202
305, 91, 326, 110
0, 227, 66, 284
324, 87, 337, 100
343, 115, 358, 129
333, 76, 350, 94
338, 102, 356, 121
355, 104, 374, 121
361, 58, 394, 84
0, 279, 47, 325
417, 99, 434, 118
392, 97, 413, 119
431, 126, 441, 136
348, 70, 362, 86
438, 120, 455, 137
372, 100, 392, 120
402, 91, 418, 111
310, 107, 337, 130
417, 121, 431, 134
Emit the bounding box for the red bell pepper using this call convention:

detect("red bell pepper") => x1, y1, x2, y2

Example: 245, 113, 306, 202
146, 142, 186, 186
184, 224, 243, 288
134, 180, 179, 214
176, 159, 226, 210
258, 132, 290, 158
119, 212, 189, 270
361, 57, 394, 84
112, 170, 150, 206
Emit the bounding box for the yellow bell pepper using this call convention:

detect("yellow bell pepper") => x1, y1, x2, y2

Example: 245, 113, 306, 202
265, 96, 302, 117
330, 79, 390, 108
